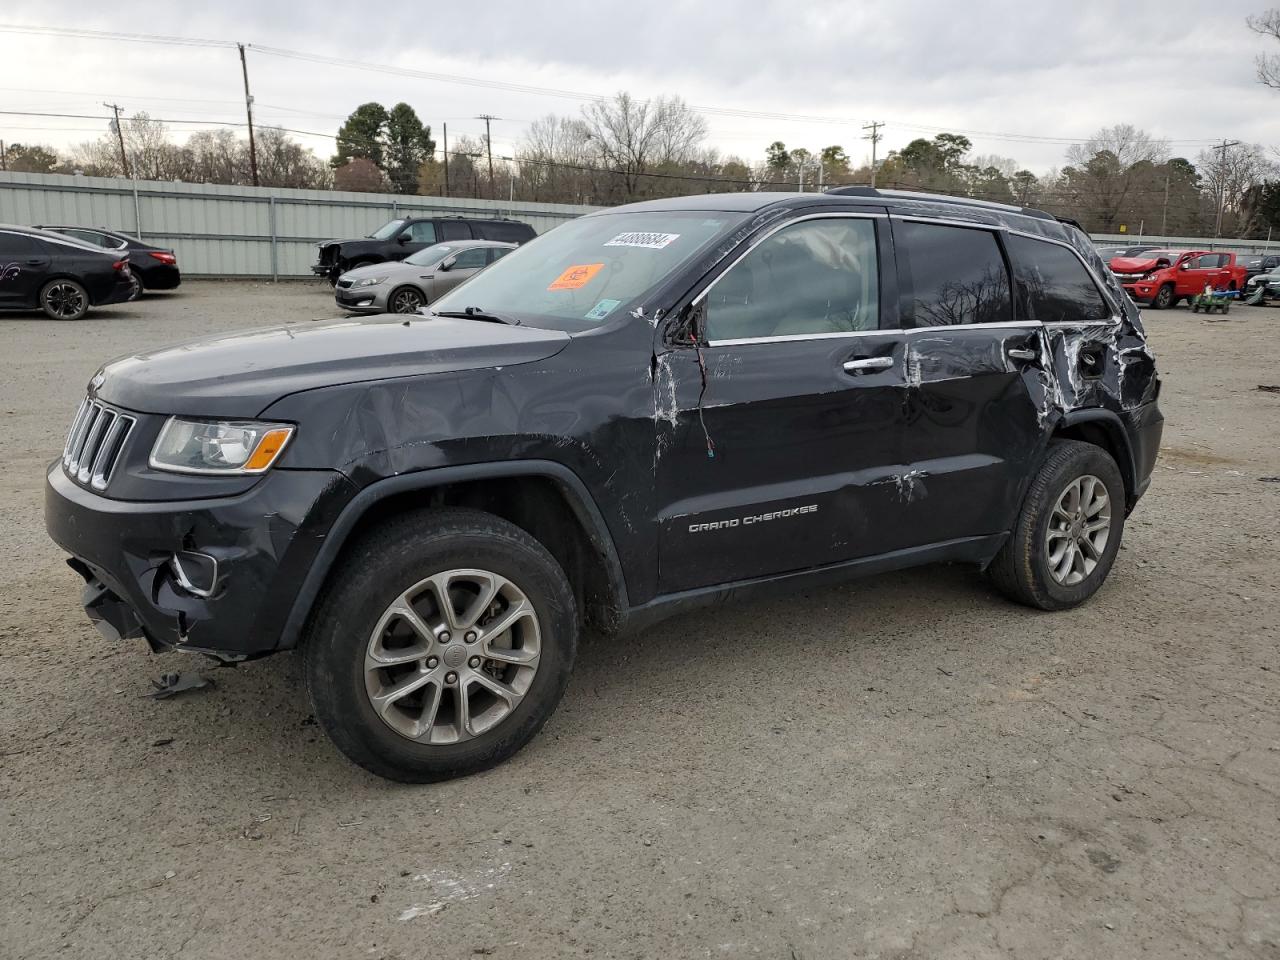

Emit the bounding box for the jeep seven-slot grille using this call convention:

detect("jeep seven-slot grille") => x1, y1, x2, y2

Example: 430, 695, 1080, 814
62, 398, 136, 491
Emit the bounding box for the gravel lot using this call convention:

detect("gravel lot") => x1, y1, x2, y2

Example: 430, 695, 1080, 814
3, 280, 1278, 959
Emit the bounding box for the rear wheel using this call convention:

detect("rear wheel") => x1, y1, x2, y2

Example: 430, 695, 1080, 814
986, 440, 1125, 611
388, 285, 425, 314
40, 279, 89, 321
304, 508, 578, 782
1151, 283, 1174, 310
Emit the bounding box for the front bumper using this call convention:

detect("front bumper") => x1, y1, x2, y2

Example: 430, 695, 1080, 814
335, 285, 387, 312
1121, 282, 1156, 303
45, 462, 356, 658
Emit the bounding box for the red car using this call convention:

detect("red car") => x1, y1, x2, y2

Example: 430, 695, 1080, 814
1111, 249, 1248, 309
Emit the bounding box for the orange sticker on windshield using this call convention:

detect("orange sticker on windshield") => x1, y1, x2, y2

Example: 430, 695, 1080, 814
548, 263, 604, 290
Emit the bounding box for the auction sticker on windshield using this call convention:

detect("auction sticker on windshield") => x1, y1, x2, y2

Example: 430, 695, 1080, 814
604, 232, 680, 250
548, 263, 605, 290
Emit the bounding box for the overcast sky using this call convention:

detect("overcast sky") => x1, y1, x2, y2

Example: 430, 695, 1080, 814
1, 1, 1277, 175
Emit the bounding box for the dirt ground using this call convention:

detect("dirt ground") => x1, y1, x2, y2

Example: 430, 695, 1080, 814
2, 281, 1278, 960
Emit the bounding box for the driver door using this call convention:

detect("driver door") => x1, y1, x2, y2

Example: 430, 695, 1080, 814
395, 221, 437, 260
431, 246, 489, 298
653, 213, 915, 592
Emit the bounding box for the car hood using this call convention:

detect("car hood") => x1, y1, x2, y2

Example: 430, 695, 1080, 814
93, 314, 571, 417
1111, 256, 1164, 273
341, 260, 427, 282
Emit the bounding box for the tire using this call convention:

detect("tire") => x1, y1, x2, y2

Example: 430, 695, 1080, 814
126, 274, 143, 301
986, 440, 1126, 611
303, 507, 579, 782
387, 285, 425, 314
1150, 284, 1174, 310
39, 278, 90, 321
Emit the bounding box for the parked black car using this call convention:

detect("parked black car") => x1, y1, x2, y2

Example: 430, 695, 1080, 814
36, 225, 181, 296
1241, 254, 1280, 284
1, 224, 135, 320
312, 216, 535, 283
46, 189, 1163, 782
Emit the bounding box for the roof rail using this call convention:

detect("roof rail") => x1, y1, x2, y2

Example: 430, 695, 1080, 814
825, 185, 1054, 221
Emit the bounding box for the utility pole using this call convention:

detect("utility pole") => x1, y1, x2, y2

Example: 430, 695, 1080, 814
238, 44, 260, 187
1212, 138, 1240, 239
1161, 171, 1170, 237
476, 114, 497, 197
104, 102, 131, 179
0, 140, 6, 171
442, 122, 450, 197
862, 121, 883, 189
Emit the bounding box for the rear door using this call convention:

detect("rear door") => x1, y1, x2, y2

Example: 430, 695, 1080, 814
887, 218, 1046, 547
653, 212, 917, 591
0, 231, 50, 308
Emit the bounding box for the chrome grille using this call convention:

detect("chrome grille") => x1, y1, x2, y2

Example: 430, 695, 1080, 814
62, 398, 135, 491
336, 278, 353, 289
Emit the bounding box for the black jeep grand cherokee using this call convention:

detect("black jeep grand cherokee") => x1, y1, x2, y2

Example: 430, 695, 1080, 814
46, 189, 1163, 782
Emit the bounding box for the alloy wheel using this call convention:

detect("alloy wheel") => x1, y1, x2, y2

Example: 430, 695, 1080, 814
1044, 474, 1111, 586
45, 282, 86, 319
363, 568, 541, 744
390, 289, 424, 313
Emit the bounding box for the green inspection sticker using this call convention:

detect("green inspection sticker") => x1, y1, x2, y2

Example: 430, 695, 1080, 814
584, 298, 622, 321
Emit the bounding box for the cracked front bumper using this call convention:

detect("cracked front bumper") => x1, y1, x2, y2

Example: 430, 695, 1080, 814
45, 463, 356, 658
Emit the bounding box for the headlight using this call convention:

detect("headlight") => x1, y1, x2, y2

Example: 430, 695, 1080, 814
354, 276, 386, 287
149, 418, 294, 475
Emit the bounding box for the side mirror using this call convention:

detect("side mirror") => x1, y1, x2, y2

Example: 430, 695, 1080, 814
396, 234, 410, 244
439, 256, 457, 271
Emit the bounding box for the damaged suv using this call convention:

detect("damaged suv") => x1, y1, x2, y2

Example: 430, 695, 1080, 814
45, 189, 1163, 782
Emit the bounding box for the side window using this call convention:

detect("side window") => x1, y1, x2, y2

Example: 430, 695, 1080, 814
439, 221, 471, 241
897, 222, 1012, 326
452, 247, 488, 269
63, 229, 105, 247
488, 247, 512, 264
403, 222, 437, 244
1006, 235, 1110, 324
0, 232, 37, 257
704, 218, 879, 341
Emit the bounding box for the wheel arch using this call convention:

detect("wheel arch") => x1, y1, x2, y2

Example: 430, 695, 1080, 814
277, 460, 629, 651
1051, 409, 1138, 510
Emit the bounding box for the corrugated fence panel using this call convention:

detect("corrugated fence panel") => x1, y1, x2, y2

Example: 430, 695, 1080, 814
0, 171, 599, 277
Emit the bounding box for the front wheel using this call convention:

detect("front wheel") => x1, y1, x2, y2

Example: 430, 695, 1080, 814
304, 508, 578, 782
986, 440, 1125, 611
388, 285, 425, 314
1150, 284, 1174, 310
40, 279, 89, 321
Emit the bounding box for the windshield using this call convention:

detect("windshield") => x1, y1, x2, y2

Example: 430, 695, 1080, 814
370, 219, 407, 240
431, 211, 747, 331
404, 243, 455, 266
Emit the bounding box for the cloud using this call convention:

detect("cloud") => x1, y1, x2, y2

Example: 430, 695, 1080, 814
4, 0, 1276, 172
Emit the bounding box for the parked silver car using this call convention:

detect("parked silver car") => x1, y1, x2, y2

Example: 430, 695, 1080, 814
334, 240, 515, 313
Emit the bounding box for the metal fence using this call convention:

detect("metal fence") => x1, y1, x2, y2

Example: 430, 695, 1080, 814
3, 171, 1277, 277
0, 171, 599, 278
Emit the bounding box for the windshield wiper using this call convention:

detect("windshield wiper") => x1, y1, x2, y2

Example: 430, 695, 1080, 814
432, 306, 521, 326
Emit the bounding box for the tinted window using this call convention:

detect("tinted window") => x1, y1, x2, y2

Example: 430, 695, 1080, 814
477, 221, 534, 244
488, 247, 513, 264
704, 218, 879, 341
452, 247, 488, 269
0, 231, 38, 257
439, 221, 471, 241
1006, 235, 1110, 324
403, 221, 437, 243
898, 222, 1011, 326
62, 229, 111, 248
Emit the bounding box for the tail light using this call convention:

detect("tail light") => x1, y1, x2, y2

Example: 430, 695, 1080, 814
112, 260, 129, 272
148, 251, 177, 265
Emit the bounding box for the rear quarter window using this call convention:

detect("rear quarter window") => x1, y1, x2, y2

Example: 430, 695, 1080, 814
1006, 234, 1111, 324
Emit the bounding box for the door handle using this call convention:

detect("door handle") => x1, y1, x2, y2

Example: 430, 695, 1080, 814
842, 357, 894, 374
1007, 348, 1038, 361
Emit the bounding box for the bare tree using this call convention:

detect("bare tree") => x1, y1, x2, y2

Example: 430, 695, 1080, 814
1248, 9, 1280, 88
1197, 142, 1277, 234
1060, 125, 1170, 230
580, 92, 707, 201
